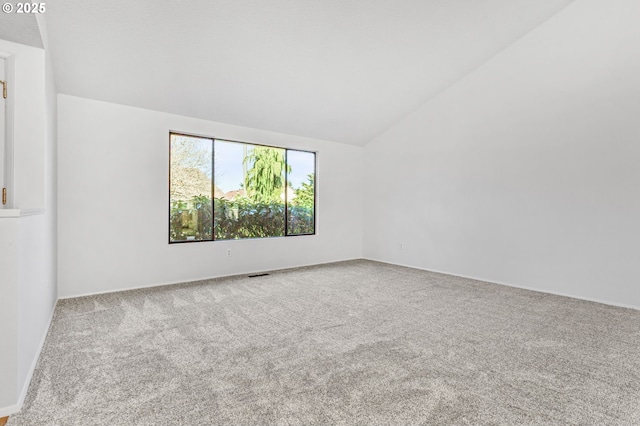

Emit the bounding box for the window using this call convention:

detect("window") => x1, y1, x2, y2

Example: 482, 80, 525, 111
169, 133, 316, 243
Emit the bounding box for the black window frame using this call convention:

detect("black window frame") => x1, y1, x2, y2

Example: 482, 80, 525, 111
168, 132, 317, 244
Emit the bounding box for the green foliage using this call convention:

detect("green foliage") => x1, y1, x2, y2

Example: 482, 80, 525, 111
291, 174, 315, 209
170, 195, 212, 241
243, 147, 290, 203
214, 197, 285, 240
170, 195, 315, 241
287, 174, 315, 235
287, 205, 314, 235
171, 196, 284, 241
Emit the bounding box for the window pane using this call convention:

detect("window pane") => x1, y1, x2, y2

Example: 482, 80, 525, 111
286, 150, 315, 235
170, 134, 213, 242
214, 140, 285, 240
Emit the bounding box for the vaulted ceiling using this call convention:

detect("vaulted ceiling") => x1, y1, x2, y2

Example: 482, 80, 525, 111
43, 0, 574, 145
0, 10, 42, 48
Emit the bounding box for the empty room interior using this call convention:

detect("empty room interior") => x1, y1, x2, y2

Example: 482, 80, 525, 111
1, 0, 639, 424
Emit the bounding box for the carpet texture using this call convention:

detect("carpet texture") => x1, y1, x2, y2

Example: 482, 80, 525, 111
8, 260, 640, 425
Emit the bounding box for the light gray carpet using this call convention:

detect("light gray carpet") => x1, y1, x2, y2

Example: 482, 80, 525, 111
8, 260, 640, 425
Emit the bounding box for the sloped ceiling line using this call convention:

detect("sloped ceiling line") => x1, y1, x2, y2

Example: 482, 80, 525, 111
43, 0, 574, 145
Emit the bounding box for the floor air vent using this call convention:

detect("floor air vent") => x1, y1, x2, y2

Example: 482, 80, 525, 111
248, 273, 270, 278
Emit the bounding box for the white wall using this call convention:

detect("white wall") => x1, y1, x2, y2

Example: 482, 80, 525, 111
0, 217, 19, 413
0, 35, 57, 416
17, 16, 58, 410
363, 0, 640, 309
0, 211, 55, 417
0, 39, 45, 209
41, 12, 59, 318
17, 214, 49, 395
58, 95, 363, 298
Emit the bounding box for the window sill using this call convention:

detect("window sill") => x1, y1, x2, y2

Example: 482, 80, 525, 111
0, 208, 45, 218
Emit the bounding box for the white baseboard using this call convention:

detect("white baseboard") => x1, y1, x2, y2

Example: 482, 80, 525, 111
59, 257, 363, 300
0, 300, 58, 418
363, 257, 640, 312
59, 256, 639, 311
0, 403, 20, 418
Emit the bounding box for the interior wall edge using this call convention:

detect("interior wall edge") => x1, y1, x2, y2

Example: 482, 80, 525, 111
57, 258, 363, 300
14, 301, 57, 416
362, 257, 640, 312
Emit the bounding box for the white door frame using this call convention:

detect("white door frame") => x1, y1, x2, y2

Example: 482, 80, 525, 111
0, 51, 15, 209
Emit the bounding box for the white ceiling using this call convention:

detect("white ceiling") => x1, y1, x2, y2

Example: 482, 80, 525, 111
0, 5, 43, 48
44, 0, 574, 145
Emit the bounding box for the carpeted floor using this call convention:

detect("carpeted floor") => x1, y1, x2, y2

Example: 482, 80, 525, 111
8, 260, 640, 425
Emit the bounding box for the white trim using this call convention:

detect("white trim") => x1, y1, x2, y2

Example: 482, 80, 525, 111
0, 208, 19, 217
2, 301, 57, 418
0, 51, 14, 209
0, 403, 20, 418
59, 258, 362, 300
17, 208, 45, 217
0, 208, 45, 218
363, 257, 640, 312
